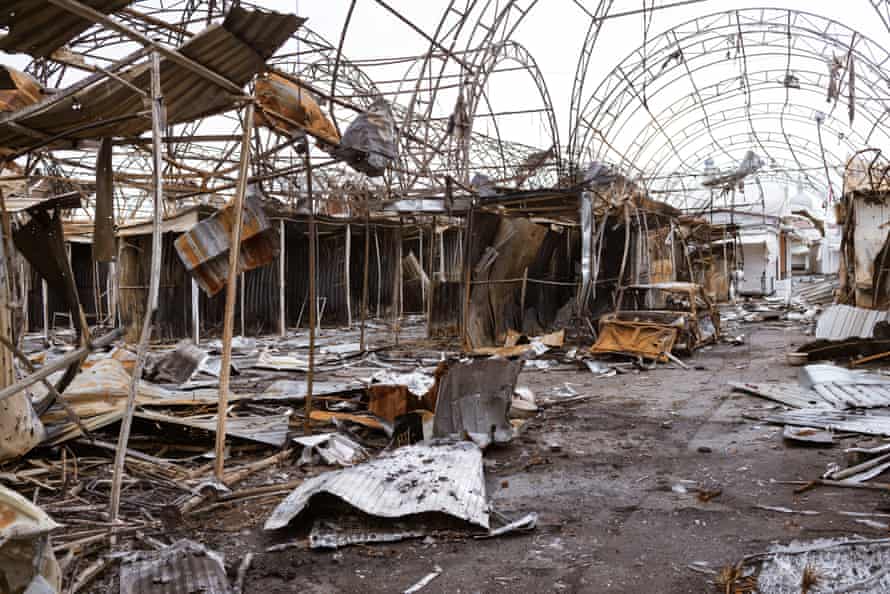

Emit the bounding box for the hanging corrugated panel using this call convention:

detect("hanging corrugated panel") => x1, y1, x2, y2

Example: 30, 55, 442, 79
0, 0, 133, 58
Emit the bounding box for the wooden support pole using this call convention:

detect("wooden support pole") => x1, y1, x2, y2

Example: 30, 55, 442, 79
359, 199, 370, 352
304, 151, 316, 437
279, 219, 286, 337
110, 52, 166, 525
214, 101, 254, 479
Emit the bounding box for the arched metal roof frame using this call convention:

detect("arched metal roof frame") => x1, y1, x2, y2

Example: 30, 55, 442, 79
657, 134, 843, 205
572, 7, 890, 207
638, 102, 861, 182
578, 12, 890, 162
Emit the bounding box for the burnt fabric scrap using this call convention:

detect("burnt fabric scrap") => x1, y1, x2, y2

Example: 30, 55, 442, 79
264, 440, 489, 531
333, 98, 398, 177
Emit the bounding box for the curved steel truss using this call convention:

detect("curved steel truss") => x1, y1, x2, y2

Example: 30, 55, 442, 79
574, 7, 890, 210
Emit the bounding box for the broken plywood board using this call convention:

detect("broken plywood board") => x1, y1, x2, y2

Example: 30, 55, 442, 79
265, 441, 488, 531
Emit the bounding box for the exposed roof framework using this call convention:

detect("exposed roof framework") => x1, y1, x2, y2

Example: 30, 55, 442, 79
2, 0, 563, 225
574, 8, 890, 212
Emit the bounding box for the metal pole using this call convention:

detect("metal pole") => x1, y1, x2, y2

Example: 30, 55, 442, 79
239, 271, 245, 336
345, 223, 352, 328
110, 51, 166, 525
191, 277, 200, 344
461, 204, 474, 350
304, 151, 316, 436
359, 198, 370, 352
279, 219, 286, 337
214, 100, 254, 480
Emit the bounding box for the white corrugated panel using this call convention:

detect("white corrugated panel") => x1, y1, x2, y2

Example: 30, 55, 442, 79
815, 304, 890, 340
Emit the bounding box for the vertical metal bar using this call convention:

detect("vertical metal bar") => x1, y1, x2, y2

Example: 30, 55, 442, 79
419, 221, 424, 309
110, 51, 166, 524
239, 271, 245, 336
304, 151, 316, 436
461, 204, 474, 351
520, 267, 528, 328
360, 199, 370, 352
214, 100, 254, 480
191, 278, 199, 344
279, 218, 286, 337
345, 222, 352, 328
42, 279, 48, 343
394, 218, 403, 345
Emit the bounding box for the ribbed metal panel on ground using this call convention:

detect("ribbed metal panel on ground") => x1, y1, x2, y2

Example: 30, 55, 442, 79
265, 441, 489, 531
815, 304, 890, 340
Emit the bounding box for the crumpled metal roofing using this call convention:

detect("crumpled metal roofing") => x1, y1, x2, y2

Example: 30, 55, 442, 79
816, 304, 890, 340
0, 0, 133, 58
265, 440, 489, 531
120, 539, 230, 594
0, 7, 303, 149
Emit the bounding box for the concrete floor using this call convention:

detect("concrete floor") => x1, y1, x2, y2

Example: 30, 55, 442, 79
191, 322, 890, 593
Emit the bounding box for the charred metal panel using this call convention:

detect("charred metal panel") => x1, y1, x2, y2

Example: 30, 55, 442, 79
432, 358, 521, 448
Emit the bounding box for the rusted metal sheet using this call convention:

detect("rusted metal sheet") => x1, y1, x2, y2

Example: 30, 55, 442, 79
265, 441, 489, 531
255, 73, 340, 146
590, 320, 678, 361
0, 0, 132, 58
0, 8, 303, 149
0, 66, 41, 116
174, 193, 279, 296
0, 486, 61, 593
120, 539, 231, 594
432, 358, 521, 448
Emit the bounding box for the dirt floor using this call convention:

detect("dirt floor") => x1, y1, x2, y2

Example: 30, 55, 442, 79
121, 320, 883, 594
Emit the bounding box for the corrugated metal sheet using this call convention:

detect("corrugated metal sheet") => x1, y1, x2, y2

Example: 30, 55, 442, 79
0, 0, 132, 58
120, 539, 230, 594
265, 441, 489, 531
794, 276, 839, 306
174, 193, 279, 296
134, 410, 289, 447
0, 8, 303, 149
732, 372, 890, 410
816, 304, 890, 340
763, 409, 890, 437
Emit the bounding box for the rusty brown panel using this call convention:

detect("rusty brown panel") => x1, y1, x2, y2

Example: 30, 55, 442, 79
591, 320, 678, 362
93, 137, 116, 262
255, 73, 340, 146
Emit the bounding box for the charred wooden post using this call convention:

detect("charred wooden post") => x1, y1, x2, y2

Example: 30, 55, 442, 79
214, 100, 255, 480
